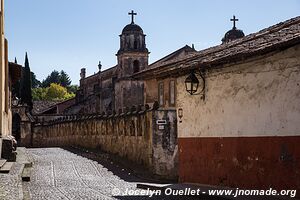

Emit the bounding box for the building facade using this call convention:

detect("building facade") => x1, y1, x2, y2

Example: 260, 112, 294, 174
0, 0, 21, 159
72, 11, 150, 115
136, 16, 300, 191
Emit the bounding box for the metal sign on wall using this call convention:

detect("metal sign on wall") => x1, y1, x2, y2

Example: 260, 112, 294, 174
156, 120, 167, 130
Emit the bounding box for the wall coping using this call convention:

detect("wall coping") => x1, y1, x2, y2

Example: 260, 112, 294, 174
34, 102, 160, 127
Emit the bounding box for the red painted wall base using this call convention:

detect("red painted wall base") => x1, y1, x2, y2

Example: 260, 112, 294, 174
179, 136, 300, 191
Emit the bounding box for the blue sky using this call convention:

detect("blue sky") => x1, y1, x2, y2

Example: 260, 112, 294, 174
5, 0, 300, 85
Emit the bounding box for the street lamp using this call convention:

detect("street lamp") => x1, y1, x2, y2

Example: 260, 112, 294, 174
184, 70, 206, 99
185, 71, 199, 95
12, 96, 19, 107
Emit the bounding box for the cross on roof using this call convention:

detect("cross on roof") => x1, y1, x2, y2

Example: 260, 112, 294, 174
128, 10, 137, 24
230, 15, 239, 28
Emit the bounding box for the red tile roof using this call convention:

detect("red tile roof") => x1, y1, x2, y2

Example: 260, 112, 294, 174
135, 16, 300, 79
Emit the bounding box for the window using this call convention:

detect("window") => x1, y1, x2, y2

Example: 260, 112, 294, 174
133, 60, 140, 73
158, 82, 164, 106
134, 40, 138, 49
169, 80, 175, 106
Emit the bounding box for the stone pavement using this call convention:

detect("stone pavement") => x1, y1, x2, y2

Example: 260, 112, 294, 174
22, 148, 206, 200
0, 147, 236, 200
8, 148, 292, 200
0, 147, 30, 200
23, 148, 139, 200
0, 173, 23, 200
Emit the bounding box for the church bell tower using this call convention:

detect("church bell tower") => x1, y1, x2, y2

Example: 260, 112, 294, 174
117, 10, 149, 78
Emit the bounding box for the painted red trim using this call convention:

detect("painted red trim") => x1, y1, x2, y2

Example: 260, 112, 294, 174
179, 136, 300, 191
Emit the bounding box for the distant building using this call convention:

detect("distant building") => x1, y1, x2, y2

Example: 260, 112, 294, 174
222, 15, 245, 43
70, 11, 196, 115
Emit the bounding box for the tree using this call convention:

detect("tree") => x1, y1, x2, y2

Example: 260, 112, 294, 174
20, 52, 33, 110
45, 83, 75, 100
12, 57, 21, 98
12, 69, 40, 98
67, 85, 78, 94
32, 84, 75, 101
12, 56, 41, 97
41, 70, 60, 87
41, 70, 72, 88
59, 70, 71, 87
31, 72, 41, 88
32, 87, 47, 100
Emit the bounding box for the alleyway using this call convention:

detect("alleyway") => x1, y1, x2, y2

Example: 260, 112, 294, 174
21, 148, 208, 200
23, 148, 138, 199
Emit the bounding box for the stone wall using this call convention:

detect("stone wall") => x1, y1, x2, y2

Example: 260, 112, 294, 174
32, 104, 178, 179
144, 77, 177, 109
114, 80, 144, 112
152, 109, 178, 178
12, 106, 34, 147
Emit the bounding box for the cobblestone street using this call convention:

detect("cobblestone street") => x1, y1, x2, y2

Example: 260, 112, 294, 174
23, 148, 138, 200
16, 148, 211, 200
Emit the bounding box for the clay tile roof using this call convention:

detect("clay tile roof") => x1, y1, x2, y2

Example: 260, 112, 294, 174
32, 100, 62, 115
149, 45, 197, 69
135, 16, 300, 78
82, 65, 117, 81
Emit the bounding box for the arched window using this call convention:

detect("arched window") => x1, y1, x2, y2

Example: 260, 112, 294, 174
134, 40, 138, 49
133, 60, 140, 73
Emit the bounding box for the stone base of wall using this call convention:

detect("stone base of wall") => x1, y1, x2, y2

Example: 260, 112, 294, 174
178, 136, 300, 191
1, 136, 17, 161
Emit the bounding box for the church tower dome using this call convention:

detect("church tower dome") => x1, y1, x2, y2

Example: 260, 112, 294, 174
117, 10, 149, 78
117, 10, 149, 55
122, 23, 143, 34
222, 15, 245, 44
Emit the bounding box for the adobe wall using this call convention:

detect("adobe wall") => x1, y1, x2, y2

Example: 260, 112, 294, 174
176, 44, 300, 190
145, 77, 177, 108
114, 80, 144, 111
32, 105, 178, 179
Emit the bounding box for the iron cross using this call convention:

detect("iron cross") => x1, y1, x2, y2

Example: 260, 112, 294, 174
231, 15, 238, 28
128, 10, 137, 24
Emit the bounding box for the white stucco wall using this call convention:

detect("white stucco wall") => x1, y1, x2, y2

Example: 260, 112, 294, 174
177, 44, 300, 138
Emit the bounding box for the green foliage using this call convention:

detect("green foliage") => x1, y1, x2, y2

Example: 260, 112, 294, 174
20, 52, 33, 110
41, 70, 71, 88
31, 72, 41, 88
66, 85, 78, 94
12, 56, 41, 98
32, 83, 75, 101
14, 58, 75, 102
32, 87, 47, 101
41, 70, 59, 87
46, 83, 68, 100
64, 92, 76, 100
59, 70, 71, 87
12, 71, 40, 98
